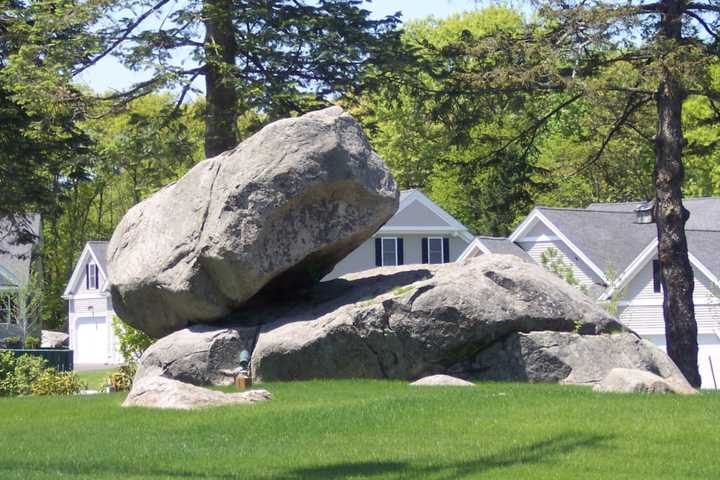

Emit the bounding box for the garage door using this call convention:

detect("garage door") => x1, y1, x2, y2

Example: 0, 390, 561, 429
75, 316, 108, 364
645, 334, 720, 389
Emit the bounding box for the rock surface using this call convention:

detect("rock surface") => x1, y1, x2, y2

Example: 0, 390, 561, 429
464, 331, 689, 386
134, 325, 258, 386
41, 330, 69, 348
410, 375, 474, 387
593, 368, 697, 395
108, 107, 398, 337
250, 255, 627, 382
123, 375, 272, 410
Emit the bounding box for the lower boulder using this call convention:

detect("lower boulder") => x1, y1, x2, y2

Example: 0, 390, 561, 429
134, 325, 257, 386
123, 375, 272, 410
250, 255, 626, 382
593, 368, 696, 395
463, 331, 689, 387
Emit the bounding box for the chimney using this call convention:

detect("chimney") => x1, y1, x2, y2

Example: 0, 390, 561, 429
634, 200, 654, 224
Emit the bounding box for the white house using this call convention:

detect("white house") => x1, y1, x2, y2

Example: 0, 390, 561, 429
0, 214, 42, 340
325, 189, 475, 279
461, 198, 720, 388
62, 241, 122, 366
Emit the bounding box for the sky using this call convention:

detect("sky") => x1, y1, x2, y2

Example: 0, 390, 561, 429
77, 0, 482, 94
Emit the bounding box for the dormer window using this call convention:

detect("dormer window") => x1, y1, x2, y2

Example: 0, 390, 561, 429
86, 263, 99, 290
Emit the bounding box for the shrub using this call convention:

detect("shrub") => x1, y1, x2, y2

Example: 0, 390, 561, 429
3, 336, 22, 349
103, 363, 137, 392
13, 354, 48, 395
0, 350, 17, 395
24, 336, 40, 349
111, 317, 153, 363
31, 369, 84, 396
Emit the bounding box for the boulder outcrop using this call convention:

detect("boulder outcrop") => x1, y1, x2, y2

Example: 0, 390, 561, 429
463, 331, 690, 387
108, 107, 398, 337
593, 368, 696, 395
123, 375, 272, 410
410, 375, 474, 387
134, 325, 258, 386
250, 255, 627, 382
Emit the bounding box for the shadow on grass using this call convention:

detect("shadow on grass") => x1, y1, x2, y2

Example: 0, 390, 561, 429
0, 432, 611, 479
286, 431, 612, 479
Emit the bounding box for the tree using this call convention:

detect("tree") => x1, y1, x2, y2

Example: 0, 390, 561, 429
399, 0, 720, 386
73, 0, 401, 156
356, 9, 550, 235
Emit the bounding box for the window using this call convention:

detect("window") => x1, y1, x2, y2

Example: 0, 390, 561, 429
87, 263, 99, 290
0, 294, 16, 324
382, 238, 398, 266
428, 238, 444, 264
375, 237, 404, 267
652, 260, 662, 293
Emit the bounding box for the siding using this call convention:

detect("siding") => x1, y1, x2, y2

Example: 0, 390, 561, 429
325, 234, 470, 279
643, 334, 720, 389
622, 260, 720, 306
384, 200, 450, 227
619, 303, 720, 335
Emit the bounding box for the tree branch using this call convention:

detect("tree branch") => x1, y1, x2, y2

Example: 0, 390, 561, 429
73, 0, 172, 76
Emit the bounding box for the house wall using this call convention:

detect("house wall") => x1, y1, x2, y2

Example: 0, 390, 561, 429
67, 253, 122, 365
641, 334, 720, 390
618, 261, 720, 335
517, 222, 603, 289
385, 200, 450, 227
325, 234, 470, 279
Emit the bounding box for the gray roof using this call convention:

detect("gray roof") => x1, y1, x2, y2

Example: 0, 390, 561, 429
87, 241, 109, 271
475, 236, 534, 262
586, 197, 720, 231
537, 204, 720, 278
0, 214, 41, 288
686, 230, 720, 279
537, 208, 657, 276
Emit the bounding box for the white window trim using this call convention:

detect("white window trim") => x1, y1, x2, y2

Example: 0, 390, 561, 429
88, 263, 98, 290
380, 237, 398, 267
427, 236, 445, 264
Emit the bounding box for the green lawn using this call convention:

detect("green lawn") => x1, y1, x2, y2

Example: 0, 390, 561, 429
75, 368, 115, 390
1, 380, 718, 479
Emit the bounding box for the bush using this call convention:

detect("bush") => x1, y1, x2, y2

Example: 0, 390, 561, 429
3, 336, 22, 349
103, 363, 137, 392
31, 369, 84, 396
111, 317, 153, 363
13, 354, 48, 395
24, 336, 40, 349
0, 350, 17, 395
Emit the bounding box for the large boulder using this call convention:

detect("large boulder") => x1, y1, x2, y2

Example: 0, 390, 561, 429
250, 255, 628, 382
593, 368, 696, 395
108, 107, 398, 337
410, 375, 474, 387
134, 325, 258, 386
464, 331, 690, 387
123, 375, 272, 410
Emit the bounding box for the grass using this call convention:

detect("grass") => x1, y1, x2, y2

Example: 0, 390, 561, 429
75, 368, 116, 390
1, 380, 719, 479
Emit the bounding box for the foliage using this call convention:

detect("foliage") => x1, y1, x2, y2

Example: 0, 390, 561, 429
111, 316, 153, 364
0, 269, 45, 340
2, 336, 21, 349
0, 352, 82, 396
11, 354, 47, 395
23, 336, 39, 349
1, 380, 720, 479
31, 368, 84, 396
105, 364, 136, 392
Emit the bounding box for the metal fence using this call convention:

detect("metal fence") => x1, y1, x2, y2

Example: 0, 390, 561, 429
1, 349, 74, 372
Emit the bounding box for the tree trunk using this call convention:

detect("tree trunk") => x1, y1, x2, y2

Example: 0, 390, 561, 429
203, 0, 238, 157
653, 0, 700, 387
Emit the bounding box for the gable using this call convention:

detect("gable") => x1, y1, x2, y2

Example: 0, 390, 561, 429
62, 244, 109, 298
384, 200, 451, 228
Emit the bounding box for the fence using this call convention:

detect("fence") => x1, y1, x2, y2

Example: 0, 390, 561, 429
1, 349, 74, 372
